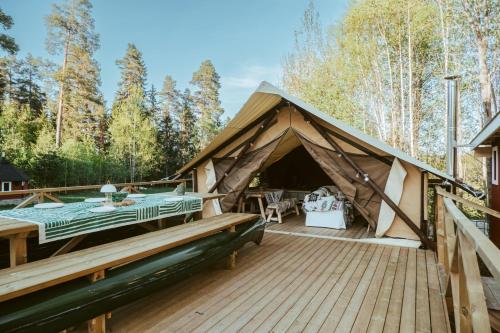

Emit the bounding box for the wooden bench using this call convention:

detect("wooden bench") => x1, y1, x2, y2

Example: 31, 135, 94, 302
0, 213, 258, 332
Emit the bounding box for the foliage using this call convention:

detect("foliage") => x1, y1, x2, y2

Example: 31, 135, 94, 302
282, 0, 499, 192
0, 7, 18, 54
0, 0, 229, 187
191, 60, 224, 149
114, 43, 147, 106
46, 0, 103, 147
109, 86, 160, 181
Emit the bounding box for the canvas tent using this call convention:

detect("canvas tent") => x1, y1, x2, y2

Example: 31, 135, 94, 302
177, 82, 457, 245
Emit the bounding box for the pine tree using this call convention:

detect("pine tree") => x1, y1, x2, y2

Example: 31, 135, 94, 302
12, 54, 47, 116
146, 84, 160, 120
46, 0, 102, 147
0, 7, 18, 54
191, 60, 224, 149
109, 86, 159, 181
159, 75, 180, 176
178, 88, 197, 166
114, 43, 147, 106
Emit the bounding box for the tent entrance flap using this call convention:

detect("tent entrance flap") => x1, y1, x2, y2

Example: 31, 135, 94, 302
213, 135, 284, 212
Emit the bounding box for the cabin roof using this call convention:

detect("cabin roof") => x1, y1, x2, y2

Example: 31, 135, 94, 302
0, 157, 29, 182
179, 81, 453, 181
470, 111, 500, 148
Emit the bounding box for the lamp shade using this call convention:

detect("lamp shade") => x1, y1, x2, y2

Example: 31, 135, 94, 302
100, 184, 117, 193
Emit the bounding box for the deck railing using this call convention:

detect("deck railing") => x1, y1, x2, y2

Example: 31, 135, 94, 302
435, 186, 500, 333
0, 179, 190, 209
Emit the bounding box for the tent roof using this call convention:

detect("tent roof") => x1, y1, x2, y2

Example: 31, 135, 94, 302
179, 81, 453, 181
470, 111, 500, 148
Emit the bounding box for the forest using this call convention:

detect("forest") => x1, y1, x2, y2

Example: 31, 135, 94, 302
283, 0, 498, 191
0, 0, 225, 187
0, 0, 498, 190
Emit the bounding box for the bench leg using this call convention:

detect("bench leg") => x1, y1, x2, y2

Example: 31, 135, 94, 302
88, 316, 105, 333
227, 251, 237, 270
226, 226, 237, 270
9, 233, 28, 267
157, 218, 167, 229
87, 271, 106, 333
277, 210, 283, 224
257, 197, 266, 219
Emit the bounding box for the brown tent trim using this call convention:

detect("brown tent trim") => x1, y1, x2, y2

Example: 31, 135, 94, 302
208, 112, 278, 193
176, 99, 288, 178
301, 111, 434, 250
323, 127, 393, 166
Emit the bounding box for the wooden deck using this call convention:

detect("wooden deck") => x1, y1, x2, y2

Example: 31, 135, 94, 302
82, 232, 450, 332
266, 214, 374, 239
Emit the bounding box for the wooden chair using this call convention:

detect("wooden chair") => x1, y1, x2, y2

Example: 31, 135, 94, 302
265, 191, 300, 224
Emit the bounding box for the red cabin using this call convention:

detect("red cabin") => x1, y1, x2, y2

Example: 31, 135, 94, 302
0, 156, 29, 200
471, 112, 500, 248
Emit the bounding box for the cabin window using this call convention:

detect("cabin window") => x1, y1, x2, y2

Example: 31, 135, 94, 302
1, 181, 12, 192
493, 146, 499, 185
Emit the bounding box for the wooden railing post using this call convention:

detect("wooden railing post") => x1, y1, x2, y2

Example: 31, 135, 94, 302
435, 187, 498, 333
435, 194, 445, 267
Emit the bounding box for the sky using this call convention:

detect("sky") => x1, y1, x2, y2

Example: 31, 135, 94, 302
2, 0, 348, 117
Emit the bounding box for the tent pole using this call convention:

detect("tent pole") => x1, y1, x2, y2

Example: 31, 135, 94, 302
301, 111, 435, 250
208, 112, 278, 193
323, 128, 393, 166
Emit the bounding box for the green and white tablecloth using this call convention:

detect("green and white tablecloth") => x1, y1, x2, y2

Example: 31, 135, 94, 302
0, 194, 202, 243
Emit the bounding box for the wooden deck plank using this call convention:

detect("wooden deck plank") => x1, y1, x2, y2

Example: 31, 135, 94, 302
237, 241, 352, 332
250, 241, 356, 333
426, 250, 449, 333
366, 247, 401, 332
400, 248, 417, 332
321, 245, 387, 332
164, 236, 321, 332
350, 246, 393, 332
302, 243, 375, 332
416, 250, 431, 333
69, 233, 450, 333
106, 234, 288, 331
383, 247, 409, 333
189, 237, 329, 333
217, 236, 342, 332
154, 235, 314, 332
270, 242, 363, 332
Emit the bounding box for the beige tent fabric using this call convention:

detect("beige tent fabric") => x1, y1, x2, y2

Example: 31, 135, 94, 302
214, 135, 283, 212
376, 158, 407, 237
296, 131, 391, 221
384, 161, 421, 240
204, 159, 223, 215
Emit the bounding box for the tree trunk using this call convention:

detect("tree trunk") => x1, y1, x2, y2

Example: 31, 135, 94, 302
477, 36, 492, 121
398, 30, 406, 151
407, 2, 415, 157
55, 35, 70, 148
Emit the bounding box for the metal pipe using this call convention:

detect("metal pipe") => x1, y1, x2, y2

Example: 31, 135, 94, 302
445, 75, 461, 178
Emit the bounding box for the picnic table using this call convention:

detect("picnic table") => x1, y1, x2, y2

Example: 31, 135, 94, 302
0, 192, 225, 267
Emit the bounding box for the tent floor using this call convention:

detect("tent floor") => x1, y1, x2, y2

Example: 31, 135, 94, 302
74, 232, 449, 332
266, 213, 374, 239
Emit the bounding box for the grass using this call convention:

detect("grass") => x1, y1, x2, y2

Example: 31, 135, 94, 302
0, 185, 181, 211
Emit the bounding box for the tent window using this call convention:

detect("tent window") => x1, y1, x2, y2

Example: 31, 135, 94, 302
1, 181, 12, 192
493, 146, 498, 185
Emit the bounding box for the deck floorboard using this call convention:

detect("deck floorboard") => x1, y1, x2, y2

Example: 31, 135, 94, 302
77, 230, 449, 332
